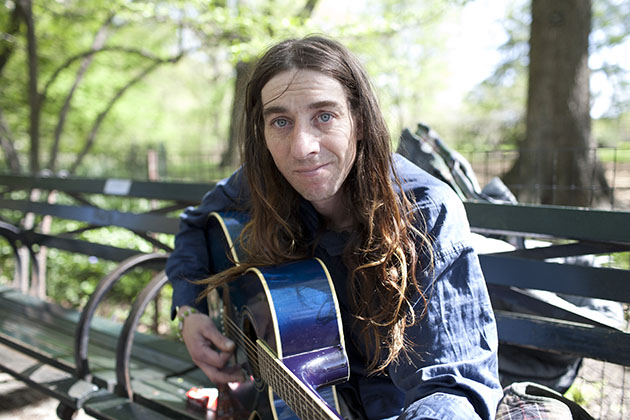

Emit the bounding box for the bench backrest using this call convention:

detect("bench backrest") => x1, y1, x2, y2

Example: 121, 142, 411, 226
465, 201, 630, 366
1, 175, 628, 367
0, 174, 214, 262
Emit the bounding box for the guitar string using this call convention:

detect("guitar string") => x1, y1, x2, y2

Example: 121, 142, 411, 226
223, 316, 259, 369
223, 317, 323, 417
256, 338, 334, 420
222, 315, 335, 419
255, 338, 335, 420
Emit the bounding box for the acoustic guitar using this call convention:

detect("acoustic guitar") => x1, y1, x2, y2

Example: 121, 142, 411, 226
207, 211, 350, 420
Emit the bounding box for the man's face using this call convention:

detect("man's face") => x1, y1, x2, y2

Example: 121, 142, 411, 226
261, 69, 359, 218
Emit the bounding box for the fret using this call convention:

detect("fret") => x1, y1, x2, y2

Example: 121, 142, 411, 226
257, 339, 341, 420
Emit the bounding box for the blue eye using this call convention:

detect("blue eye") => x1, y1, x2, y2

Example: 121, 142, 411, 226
273, 118, 289, 128
318, 113, 333, 123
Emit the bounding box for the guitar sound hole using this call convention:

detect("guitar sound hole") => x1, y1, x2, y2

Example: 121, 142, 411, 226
242, 317, 261, 382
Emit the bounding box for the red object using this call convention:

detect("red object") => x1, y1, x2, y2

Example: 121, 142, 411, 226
186, 387, 219, 411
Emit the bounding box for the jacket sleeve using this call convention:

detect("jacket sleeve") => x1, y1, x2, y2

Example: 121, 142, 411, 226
165, 168, 247, 318
391, 186, 503, 420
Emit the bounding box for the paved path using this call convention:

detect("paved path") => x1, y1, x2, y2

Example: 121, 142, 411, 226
0, 373, 91, 420
2, 361, 628, 419
571, 359, 629, 420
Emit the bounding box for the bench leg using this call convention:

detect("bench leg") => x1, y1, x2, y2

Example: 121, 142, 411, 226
116, 270, 169, 400
56, 402, 77, 420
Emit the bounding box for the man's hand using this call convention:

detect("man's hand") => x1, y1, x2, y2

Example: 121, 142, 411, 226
178, 306, 245, 384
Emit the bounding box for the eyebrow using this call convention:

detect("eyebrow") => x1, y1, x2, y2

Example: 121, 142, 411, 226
262, 100, 344, 118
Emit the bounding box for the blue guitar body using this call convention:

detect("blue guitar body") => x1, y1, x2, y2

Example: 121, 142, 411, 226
207, 212, 349, 420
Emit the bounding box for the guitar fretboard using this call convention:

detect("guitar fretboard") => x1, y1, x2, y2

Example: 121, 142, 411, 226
224, 316, 340, 419
256, 339, 341, 420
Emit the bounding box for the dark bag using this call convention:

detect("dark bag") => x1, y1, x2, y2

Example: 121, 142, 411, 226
496, 382, 595, 420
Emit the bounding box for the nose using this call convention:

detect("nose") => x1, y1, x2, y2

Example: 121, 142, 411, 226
290, 121, 320, 159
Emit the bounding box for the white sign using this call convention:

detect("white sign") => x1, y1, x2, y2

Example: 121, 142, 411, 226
103, 178, 132, 195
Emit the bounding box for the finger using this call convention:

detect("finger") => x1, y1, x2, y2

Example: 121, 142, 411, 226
188, 339, 232, 369
199, 321, 235, 353
197, 361, 247, 384
181, 314, 234, 356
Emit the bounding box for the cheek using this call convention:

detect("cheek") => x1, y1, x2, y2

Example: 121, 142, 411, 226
264, 137, 287, 170
263, 132, 279, 157
329, 126, 357, 159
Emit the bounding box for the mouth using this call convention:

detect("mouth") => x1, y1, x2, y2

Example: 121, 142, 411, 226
295, 163, 329, 176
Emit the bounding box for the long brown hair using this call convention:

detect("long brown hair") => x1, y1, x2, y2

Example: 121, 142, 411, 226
204, 36, 433, 374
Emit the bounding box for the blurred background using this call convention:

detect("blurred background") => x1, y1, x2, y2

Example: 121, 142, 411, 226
2, 0, 629, 312
1, 2, 629, 418
1, 0, 628, 207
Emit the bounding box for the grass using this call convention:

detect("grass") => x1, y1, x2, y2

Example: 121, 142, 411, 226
597, 145, 630, 164
564, 377, 603, 413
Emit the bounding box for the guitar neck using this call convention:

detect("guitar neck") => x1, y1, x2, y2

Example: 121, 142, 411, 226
256, 340, 341, 420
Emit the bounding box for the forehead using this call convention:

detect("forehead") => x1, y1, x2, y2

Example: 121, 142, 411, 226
261, 69, 349, 108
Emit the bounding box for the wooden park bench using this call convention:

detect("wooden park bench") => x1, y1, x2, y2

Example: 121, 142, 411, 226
0, 174, 214, 419
465, 201, 630, 395
0, 172, 628, 419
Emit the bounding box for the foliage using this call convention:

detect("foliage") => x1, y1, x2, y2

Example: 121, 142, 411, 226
455, 0, 630, 152
333, 0, 457, 139
593, 111, 630, 148
590, 0, 630, 118
44, 247, 176, 333
0, 237, 16, 285
449, 0, 529, 150
1, 0, 187, 174
1, 0, 472, 177
0, 190, 173, 308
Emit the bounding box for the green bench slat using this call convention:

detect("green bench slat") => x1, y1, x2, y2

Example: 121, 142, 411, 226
0, 341, 179, 420
0, 286, 201, 387
496, 311, 630, 365
480, 255, 630, 303
22, 231, 150, 262
465, 201, 630, 244
0, 174, 213, 203
84, 394, 178, 420
0, 342, 100, 407
0, 198, 180, 235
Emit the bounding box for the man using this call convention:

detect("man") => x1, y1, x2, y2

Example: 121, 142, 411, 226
166, 36, 502, 419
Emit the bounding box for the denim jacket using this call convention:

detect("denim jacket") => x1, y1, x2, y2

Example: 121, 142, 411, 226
166, 154, 502, 420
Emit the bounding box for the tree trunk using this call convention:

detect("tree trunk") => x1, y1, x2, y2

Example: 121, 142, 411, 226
221, 60, 253, 168
17, 0, 41, 174
0, 106, 22, 173
504, 0, 611, 207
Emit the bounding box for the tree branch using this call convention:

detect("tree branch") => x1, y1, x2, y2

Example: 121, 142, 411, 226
68, 52, 185, 175
48, 15, 114, 172
0, 5, 23, 74
41, 46, 178, 101
297, 0, 319, 21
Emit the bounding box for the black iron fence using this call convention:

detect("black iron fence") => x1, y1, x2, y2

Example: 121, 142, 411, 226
462, 146, 630, 210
